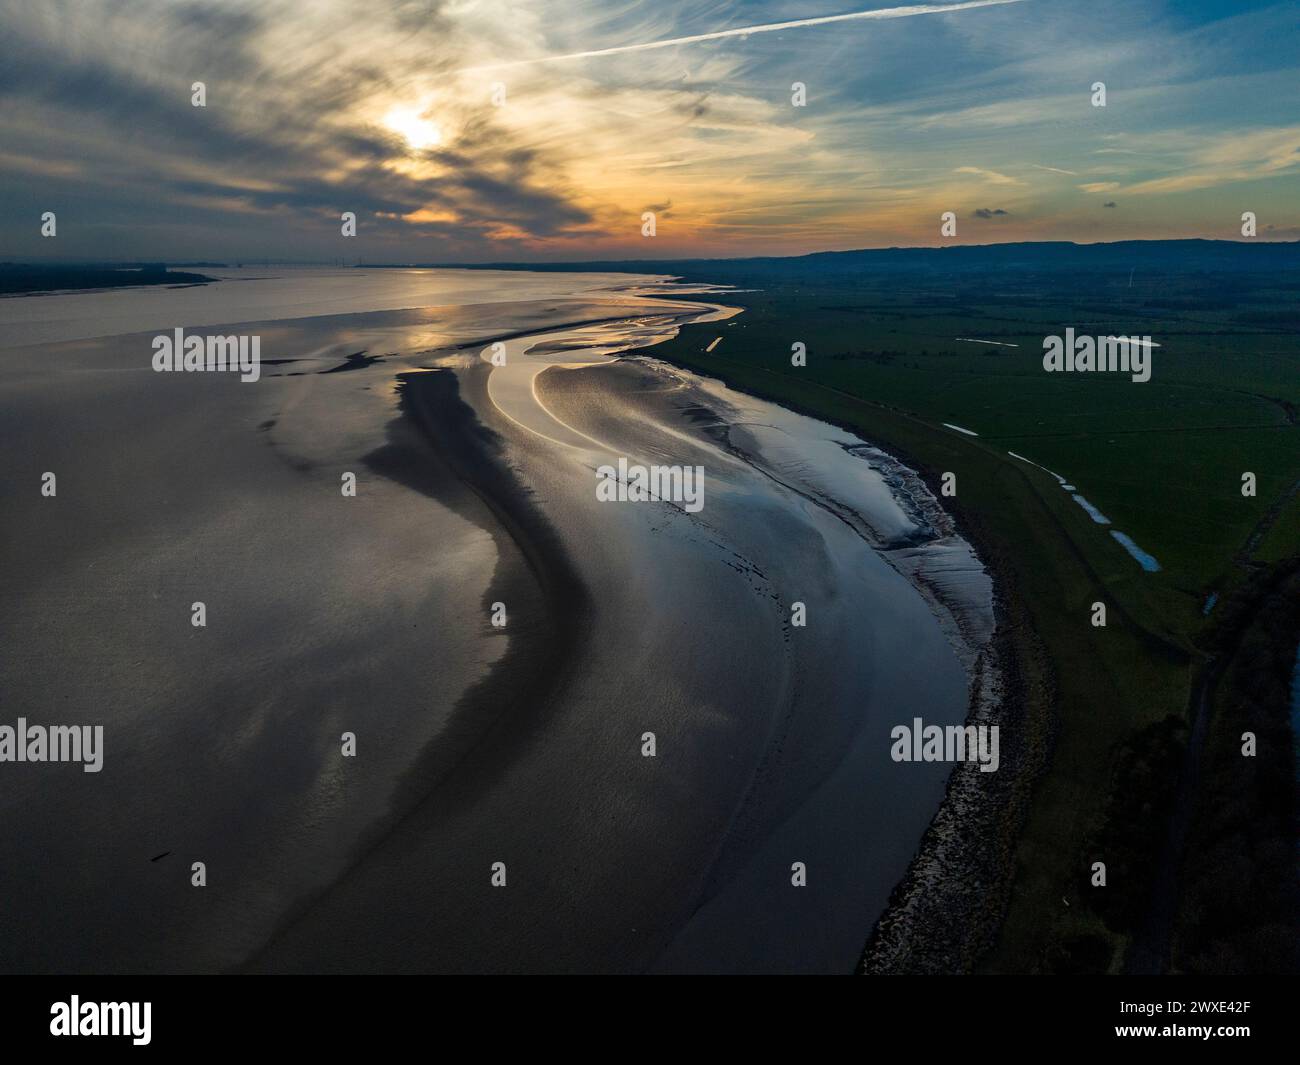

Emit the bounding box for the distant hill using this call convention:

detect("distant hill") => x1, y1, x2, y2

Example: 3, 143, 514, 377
360, 239, 1300, 279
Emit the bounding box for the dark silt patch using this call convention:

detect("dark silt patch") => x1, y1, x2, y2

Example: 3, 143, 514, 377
319, 350, 389, 374
240, 363, 593, 971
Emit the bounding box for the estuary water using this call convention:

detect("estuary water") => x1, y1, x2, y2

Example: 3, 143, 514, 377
0, 267, 991, 973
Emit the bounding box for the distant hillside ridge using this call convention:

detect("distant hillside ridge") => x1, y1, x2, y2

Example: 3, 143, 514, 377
360, 239, 1300, 278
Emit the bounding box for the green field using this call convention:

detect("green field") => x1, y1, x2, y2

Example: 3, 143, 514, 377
671, 275, 1299, 601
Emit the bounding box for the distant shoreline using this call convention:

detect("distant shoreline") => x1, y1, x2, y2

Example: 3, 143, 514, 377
0, 263, 216, 296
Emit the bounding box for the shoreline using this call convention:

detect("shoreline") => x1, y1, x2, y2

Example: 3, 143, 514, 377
626, 325, 1049, 974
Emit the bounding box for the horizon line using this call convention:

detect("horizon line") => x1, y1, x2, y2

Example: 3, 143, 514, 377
6, 236, 1295, 270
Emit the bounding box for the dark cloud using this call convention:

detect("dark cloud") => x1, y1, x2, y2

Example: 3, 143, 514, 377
973, 207, 1009, 219
0, 0, 592, 259
1103, 201, 1117, 208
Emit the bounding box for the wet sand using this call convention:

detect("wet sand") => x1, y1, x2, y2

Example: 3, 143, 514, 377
0, 273, 993, 973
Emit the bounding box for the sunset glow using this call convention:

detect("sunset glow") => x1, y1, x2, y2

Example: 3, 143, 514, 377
2, 0, 1297, 262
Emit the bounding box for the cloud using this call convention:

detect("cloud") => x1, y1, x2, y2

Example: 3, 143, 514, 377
0, 0, 608, 257
973, 207, 1009, 218
1079, 126, 1300, 198
955, 166, 1025, 186
459, 0, 1031, 72
1103, 201, 1117, 208
0, 0, 1295, 260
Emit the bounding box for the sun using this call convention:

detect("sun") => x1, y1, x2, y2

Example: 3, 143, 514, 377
383, 105, 442, 151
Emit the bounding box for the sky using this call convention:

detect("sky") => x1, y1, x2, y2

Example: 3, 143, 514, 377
2, 0, 1298, 262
